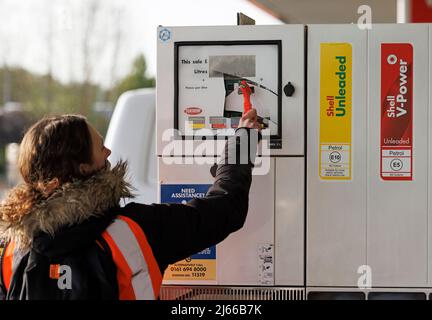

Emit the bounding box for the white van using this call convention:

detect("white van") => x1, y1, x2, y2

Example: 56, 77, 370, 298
104, 88, 157, 205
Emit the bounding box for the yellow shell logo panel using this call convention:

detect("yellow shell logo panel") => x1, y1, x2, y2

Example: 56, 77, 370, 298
319, 43, 352, 180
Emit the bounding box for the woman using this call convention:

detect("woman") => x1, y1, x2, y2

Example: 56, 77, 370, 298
0, 110, 259, 300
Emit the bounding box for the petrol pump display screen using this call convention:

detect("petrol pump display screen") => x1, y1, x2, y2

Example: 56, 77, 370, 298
174, 41, 282, 139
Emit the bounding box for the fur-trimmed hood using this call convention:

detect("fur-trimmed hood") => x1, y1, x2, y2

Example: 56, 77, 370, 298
0, 161, 134, 250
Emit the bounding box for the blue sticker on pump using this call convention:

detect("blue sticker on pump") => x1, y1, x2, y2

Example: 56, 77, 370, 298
191, 246, 216, 259
160, 184, 215, 260
160, 184, 211, 204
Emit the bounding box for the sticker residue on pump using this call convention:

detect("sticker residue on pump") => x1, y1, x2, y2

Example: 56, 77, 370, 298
258, 244, 274, 285
319, 43, 352, 180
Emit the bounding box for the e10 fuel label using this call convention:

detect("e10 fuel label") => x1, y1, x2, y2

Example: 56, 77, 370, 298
319, 43, 352, 180
381, 43, 413, 181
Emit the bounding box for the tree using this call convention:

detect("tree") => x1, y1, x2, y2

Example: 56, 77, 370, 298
108, 7, 125, 91
79, 0, 101, 116
111, 54, 155, 103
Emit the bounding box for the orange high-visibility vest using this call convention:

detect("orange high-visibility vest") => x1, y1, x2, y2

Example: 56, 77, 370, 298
1, 216, 162, 300
1, 241, 15, 292
101, 215, 162, 300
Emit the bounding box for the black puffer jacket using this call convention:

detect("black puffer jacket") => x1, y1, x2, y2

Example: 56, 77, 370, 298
0, 128, 257, 299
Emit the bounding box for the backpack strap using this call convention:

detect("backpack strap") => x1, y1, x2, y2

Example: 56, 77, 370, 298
101, 215, 162, 300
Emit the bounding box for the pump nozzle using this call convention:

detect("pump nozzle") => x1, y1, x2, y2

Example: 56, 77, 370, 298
239, 80, 252, 114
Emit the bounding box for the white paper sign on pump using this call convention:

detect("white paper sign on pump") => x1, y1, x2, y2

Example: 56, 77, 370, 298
176, 42, 280, 136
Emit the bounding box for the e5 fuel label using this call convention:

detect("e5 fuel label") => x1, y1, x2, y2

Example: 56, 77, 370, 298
381, 43, 413, 181
319, 43, 352, 180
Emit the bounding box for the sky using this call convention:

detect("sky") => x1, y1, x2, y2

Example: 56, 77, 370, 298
0, 0, 282, 88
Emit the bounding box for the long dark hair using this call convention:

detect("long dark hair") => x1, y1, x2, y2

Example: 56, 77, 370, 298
1, 114, 94, 223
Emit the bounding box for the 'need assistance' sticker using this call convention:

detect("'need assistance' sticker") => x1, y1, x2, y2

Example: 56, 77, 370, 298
160, 184, 216, 283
